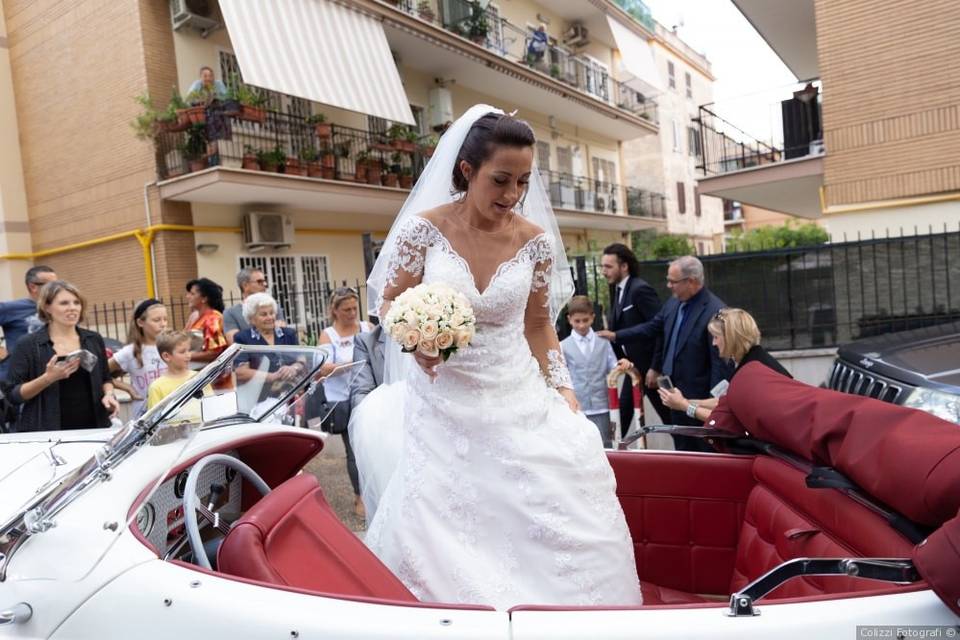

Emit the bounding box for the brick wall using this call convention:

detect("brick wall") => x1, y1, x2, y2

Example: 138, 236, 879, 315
3, 0, 196, 304
817, 0, 960, 206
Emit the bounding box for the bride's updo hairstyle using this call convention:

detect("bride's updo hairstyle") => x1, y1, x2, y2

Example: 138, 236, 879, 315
452, 113, 536, 193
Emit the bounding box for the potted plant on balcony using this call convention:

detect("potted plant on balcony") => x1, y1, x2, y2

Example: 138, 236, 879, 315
242, 145, 260, 171
458, 1, 489, 45
299, 147, 322, 177
131, 93, 160, 140
388, 124, 408, 151
417, 0, 435, 21
285, 154, 307, 176
182, 88, 210, 125
549, 63, 561, 79
180, 122, 209, 173
354, 151, 369, 182
237, 84, 267, 124
419, 133, 439, 157
257, 146, 285, 173
402, 128, 419, 152
399, 166, 414, 189
320, 141, 337, 179
366, 155, 383, 186
308, 113, 332, 138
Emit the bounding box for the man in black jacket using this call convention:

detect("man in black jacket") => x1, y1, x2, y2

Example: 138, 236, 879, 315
599, 243, 669, 435
599, 255, 733, 451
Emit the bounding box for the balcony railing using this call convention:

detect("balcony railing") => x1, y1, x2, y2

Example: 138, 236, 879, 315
154, 107, 431, 185
389, 0, 657, 124
153, 106, 656, 219
625, 187, 667, 219
696, 81, 824, 176
611, 0, 656, 32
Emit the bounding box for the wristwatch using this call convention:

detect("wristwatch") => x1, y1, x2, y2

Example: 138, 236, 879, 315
686, 401, 699, 419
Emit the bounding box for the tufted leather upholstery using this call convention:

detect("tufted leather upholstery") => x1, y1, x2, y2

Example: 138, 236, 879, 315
729, 456, 915, 599
217, 474, 417, 602
611, 451, 915, 604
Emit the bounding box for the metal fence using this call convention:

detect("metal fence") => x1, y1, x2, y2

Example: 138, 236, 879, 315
86, 281, 368, 346
570, 225, 960, 350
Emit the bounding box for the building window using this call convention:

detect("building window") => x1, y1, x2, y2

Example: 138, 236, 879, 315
536, 141, 551, 171
677, 181, 686, 214
694, 185, 702, 217
667, 60, 676, 89
688, 126, 702, 158
672, 120, 681, 152
685, 72, 692, 99
556, 145, 573, 175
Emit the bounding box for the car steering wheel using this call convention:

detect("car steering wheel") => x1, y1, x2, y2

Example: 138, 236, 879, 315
183, 454, 271, 570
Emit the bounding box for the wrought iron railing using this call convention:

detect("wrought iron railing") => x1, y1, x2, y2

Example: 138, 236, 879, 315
541, 169, 626, 214
154, 107, 430, 185
390, 0, 657, 123
625, 187, 667, 219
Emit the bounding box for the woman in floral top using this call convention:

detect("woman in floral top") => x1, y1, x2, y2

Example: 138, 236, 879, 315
184, 278, 227, 364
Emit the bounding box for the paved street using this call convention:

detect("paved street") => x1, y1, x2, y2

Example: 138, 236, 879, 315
304, 433, 366, 534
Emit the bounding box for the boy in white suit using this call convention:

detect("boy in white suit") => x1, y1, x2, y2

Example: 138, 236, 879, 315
561, 296, 630, 447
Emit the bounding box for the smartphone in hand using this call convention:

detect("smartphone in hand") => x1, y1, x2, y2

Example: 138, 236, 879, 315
656, 374, 674, 391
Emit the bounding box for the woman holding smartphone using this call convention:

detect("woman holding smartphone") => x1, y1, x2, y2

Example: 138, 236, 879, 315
3, 280, 118, 432
658, 308, 790, 423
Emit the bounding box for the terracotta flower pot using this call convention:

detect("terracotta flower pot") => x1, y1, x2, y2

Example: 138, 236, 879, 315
391, 139, 404, 151
240, 105, 266, 123
307, 162, 323, 178
188, 158, 207, 172
321, 166, 335, 180
242, 154, 259, 171
383, 173, 399, 188
354, 164, 367, 182
315, 123, 332, 138
185, 105, 206, 125
399, 174, 414, 189
321, 154, 336, 169
402, 141, 416, 153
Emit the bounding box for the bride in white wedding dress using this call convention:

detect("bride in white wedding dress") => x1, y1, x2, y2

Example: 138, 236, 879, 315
354, 105, 642, 609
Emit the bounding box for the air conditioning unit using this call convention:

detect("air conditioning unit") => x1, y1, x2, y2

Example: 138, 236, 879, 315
243, 212, 294, 250
170, 0, 220, 36
428, 86, 454, 131
562, 23, 589, 48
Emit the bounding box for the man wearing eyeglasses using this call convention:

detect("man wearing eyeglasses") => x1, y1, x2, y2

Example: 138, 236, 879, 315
224, 267, 285, 343
0, 265, 58, 382
599, 255, 732, 451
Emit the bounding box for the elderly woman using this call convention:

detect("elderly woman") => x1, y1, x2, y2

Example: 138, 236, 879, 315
3, 280, 118, 431
232, 292, 301, 387
659, 307, 791, 423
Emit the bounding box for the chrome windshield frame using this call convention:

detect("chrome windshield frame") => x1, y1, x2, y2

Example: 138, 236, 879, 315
0, 344, 328, 580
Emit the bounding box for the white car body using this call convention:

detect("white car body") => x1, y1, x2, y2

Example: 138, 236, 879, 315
1, 346, 957, 638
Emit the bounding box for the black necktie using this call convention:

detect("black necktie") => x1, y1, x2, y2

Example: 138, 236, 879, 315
615, 284, 623, 320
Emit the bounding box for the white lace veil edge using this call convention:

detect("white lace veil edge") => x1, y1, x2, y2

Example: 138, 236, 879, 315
366, 103, 574, 323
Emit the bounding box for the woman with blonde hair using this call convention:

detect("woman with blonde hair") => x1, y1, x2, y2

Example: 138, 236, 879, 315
659, 307, 790, 423
318, 286, 371, 517
4, 280, 117, 431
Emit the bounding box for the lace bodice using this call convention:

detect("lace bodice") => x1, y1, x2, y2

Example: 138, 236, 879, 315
381, 216, 572, 389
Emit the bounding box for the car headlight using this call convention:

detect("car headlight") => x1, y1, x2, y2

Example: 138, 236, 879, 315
903, 387, 960, 425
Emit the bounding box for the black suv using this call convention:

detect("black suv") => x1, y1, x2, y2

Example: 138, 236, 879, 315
826, 321, 960, 425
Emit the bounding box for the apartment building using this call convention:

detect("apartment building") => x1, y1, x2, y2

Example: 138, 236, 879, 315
620, 19, 725, 255
696, 0, 960, 240
0, 0, 672, 332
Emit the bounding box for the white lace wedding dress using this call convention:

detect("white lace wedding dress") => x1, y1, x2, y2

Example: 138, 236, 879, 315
362, 216, 642, 609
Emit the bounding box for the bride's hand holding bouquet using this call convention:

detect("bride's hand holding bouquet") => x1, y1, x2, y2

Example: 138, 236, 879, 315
384, 283, 476, 379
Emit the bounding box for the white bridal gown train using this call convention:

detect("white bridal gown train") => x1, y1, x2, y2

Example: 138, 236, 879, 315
356, 217, 642, 610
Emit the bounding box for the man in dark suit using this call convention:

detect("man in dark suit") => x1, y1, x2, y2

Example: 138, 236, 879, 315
599, 243, 669, 435
599, 255, 733, 451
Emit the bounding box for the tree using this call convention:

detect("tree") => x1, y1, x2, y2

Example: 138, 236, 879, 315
725, 221, 828, 253
630, 230, 695, 260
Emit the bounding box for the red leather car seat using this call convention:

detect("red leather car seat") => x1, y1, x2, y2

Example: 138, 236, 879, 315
217, 474, 417, 602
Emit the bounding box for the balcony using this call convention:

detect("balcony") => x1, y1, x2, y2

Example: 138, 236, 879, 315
694, 82, 825, 218
374, 0, 657, 140
625, 187, 667, 219
154, 106, 659, 231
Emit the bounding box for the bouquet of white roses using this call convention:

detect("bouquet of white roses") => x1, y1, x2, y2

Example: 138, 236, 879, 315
384, 282, 476, 361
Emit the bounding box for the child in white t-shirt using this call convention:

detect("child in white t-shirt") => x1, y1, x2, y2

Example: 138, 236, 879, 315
109, 299, 169, 417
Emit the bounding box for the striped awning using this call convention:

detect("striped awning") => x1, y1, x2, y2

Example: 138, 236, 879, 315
606, 16, 664, 96
219, 0, 415, 125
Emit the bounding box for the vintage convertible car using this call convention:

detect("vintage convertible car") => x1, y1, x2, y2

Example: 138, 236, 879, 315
1, 346, 958, 639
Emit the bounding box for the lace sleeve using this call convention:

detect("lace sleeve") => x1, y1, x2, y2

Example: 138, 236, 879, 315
380, 217, 436, 313
523, 235, 573, 390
